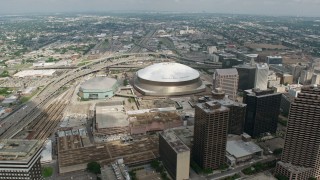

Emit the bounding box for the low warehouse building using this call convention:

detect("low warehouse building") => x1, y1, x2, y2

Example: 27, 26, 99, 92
226, 139, 263, 166
79, 77, 118, 99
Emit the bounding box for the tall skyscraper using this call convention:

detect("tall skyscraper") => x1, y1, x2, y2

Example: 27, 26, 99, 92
276, 86, 320, 179
243, 89, 281, 138
212, 89, 247, 135
159, 130, 190, 180
255, 63, 269, 90
213, 68, 239, 100
193, 101, 229, 170
234, 64, 256, 91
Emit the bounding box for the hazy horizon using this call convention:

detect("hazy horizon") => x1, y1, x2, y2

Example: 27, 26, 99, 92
1, 0, 320, 17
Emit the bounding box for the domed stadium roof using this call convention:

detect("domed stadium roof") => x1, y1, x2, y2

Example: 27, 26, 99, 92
134, 62, 205, 96
80, 77, 117, 90
137, 62, 200, 83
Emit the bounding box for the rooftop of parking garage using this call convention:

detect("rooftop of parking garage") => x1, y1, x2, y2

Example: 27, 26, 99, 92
0, 139, 42, 162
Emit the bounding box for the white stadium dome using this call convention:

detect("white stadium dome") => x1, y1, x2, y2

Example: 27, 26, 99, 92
137, 62, 200, 83
134, 62, 206, 96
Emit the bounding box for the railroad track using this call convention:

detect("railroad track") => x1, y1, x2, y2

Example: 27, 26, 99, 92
25, 88, 74, 140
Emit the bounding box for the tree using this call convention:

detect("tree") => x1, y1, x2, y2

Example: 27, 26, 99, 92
275, 174, 289, 180
87, 162, 101, 174
123, 79, 129, 86
42, 167, 53, 177
273, 148, 283, 155
151, 160, 160, 169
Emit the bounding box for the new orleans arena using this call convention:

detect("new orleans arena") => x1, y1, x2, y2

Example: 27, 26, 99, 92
134, 62, 206, 96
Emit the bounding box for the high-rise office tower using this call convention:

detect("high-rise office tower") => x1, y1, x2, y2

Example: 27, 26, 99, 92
193, 101, 229, 170
255, 63, 269, 90
212, 89, 247, 135
234, 64, 256, 91
213, 68, 239, 100
159, 130, 190, 180
243, 89, 281, 138
276, 86, 320, 180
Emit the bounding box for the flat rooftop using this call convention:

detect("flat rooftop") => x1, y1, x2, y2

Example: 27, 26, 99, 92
196, 101, 229, 114
215, 68, 238, 76
226, 140, 262, 158
172, 126, 194, 148
0, 139, 42, 162
160, 130, 190, 153
128, 110, 181, 125
209, 96, 246, 108
96, 105, 128, 129
13, 70, 56, 77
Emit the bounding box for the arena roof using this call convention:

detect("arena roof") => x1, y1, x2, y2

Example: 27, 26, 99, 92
137, 62, 200, 83
80, 77, 117, 90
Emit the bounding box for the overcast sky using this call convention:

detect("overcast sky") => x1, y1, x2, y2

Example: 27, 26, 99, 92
1, 0, 320, 17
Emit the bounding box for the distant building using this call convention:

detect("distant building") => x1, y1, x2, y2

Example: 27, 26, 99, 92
193, 101, 229, 170
291, 64, 306, 83
281, 74, 293, 85
1, 95, 18, 106
207, 46, 218, 54
300, 70, 313, 85
0, 139, 43, 180
245, 54, 259, 62
213, 69, 239, 100
243, 89, 281, 137
218, 53, 236, 61
311, 73, 320, 85
222, 59, 243, 69
276, 86, 320, 179
267, 71, 281, 88
159, 130, 190, 180
267, 56, 282, 65
234, 64, 256, 91
254, 63, 269, 90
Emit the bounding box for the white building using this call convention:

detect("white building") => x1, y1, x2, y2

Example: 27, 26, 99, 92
207, 46, 218, 54
255, 63, 269, 90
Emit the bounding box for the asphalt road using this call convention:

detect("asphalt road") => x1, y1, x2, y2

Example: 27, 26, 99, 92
206, 156, 276, 180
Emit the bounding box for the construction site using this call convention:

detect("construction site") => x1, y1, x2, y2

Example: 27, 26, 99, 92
58, 135, 159, 173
